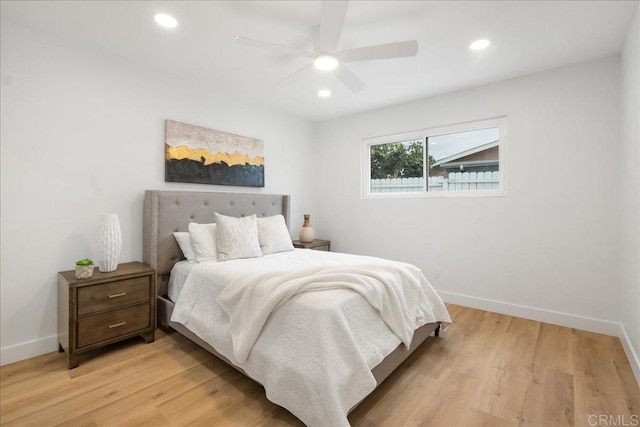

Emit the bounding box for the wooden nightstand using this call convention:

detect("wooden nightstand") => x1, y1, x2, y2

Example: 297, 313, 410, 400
57, 261, 156, 369
292, 239, 331, 251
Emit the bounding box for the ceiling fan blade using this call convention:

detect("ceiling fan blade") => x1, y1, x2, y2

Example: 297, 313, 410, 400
333, 64, 367, 93
275, 64, 313, 87
318, 1, 348, 53
236, 36, 314, 59
336, 40, 419, 62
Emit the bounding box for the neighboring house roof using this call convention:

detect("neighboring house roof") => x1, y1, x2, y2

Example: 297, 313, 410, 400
433, 140, 499, 167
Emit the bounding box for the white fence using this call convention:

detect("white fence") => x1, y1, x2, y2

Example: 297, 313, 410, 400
371, 171, 499, 193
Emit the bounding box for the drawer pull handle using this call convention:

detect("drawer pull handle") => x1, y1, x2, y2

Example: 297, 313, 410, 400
109, 321, 127, 329
108, 292, 127, 299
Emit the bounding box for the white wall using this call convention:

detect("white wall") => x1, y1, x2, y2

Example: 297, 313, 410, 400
620, 7, 640, 382
0, 21, 316, 364
314, 57, 623, 333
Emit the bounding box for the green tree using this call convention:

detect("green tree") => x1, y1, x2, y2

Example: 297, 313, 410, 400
404, 141, 423, 177
370, 142, 405, 179
370, 140, 434, 179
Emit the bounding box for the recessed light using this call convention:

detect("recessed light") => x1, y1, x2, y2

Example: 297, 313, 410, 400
154, 13, 178, 29
469, 39, 490, 51
318, 89, 332, 98
314, 54, 339, 71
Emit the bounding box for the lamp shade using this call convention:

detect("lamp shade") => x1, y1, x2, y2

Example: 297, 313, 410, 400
97, 213, 122, 272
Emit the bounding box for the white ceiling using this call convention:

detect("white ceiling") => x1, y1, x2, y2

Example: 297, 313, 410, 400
1, 1, 637, 122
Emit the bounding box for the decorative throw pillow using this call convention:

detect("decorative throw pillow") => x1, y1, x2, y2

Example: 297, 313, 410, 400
257, 215, 294, 255
214, 212, 262, 261
188, 222, 218, 263
172, 232, 197, 263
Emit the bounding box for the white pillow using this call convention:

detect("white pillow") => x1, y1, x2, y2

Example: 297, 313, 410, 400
214, 212, 262, 261
258, 215, 294, 255
172, 232, 197, 263
188, 222, 218, 262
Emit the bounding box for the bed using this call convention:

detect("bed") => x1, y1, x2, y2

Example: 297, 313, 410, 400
143, 190, 450, 426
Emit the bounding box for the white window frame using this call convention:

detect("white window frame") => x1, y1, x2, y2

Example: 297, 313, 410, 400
362, 116, 508, 199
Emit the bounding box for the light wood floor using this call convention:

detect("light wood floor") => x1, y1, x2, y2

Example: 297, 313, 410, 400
1, 304, 639, 426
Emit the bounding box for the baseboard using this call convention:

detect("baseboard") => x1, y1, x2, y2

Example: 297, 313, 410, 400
619, 325, 640, 385
0, 334, 58, 366
439, 290, 640, 385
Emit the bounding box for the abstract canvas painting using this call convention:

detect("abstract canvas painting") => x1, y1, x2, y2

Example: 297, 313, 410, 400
165, 120, 264, 187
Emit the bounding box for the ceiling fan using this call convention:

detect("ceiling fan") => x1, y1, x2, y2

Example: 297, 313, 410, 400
235, 1, 419, 93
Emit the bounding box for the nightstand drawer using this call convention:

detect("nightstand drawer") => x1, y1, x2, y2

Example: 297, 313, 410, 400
292, 239, 331, 251
77, 304, 150, 348
310, 244, 329, 251
77, 277, 150, 316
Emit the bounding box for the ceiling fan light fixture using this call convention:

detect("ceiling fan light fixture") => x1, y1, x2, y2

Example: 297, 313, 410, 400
237, 1, 419, 93
154, 13, 178, 29
469, 39, 490, 51
318, 89, 332, 98
314, 54, 339, 71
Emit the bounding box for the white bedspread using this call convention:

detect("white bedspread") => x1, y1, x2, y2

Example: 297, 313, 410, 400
171, 249, 451, 427
167, 260, 195, 302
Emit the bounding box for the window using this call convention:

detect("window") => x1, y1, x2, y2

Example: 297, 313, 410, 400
363, 117, 507, 197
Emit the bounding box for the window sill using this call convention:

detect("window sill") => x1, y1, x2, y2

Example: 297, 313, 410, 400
363, 190, 508, 199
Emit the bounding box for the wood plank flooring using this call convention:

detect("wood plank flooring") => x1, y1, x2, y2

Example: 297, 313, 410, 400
1, 304, 638, 426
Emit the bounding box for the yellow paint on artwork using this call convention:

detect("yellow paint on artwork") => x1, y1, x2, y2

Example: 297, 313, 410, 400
166, 145, 264, 167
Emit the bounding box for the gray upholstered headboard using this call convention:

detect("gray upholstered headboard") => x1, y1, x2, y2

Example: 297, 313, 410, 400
143, 190, 290, 284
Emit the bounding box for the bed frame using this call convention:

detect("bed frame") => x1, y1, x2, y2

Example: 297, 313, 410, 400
143, 190, 440, 410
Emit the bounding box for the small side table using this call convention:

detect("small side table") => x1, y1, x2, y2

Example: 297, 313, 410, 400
57, 261, 156, 369
292, 239, 331, 252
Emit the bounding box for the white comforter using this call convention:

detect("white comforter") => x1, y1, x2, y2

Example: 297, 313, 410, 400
171, 249, 451, 426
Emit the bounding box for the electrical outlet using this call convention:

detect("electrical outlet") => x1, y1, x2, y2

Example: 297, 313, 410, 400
433, 267, 441, 280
